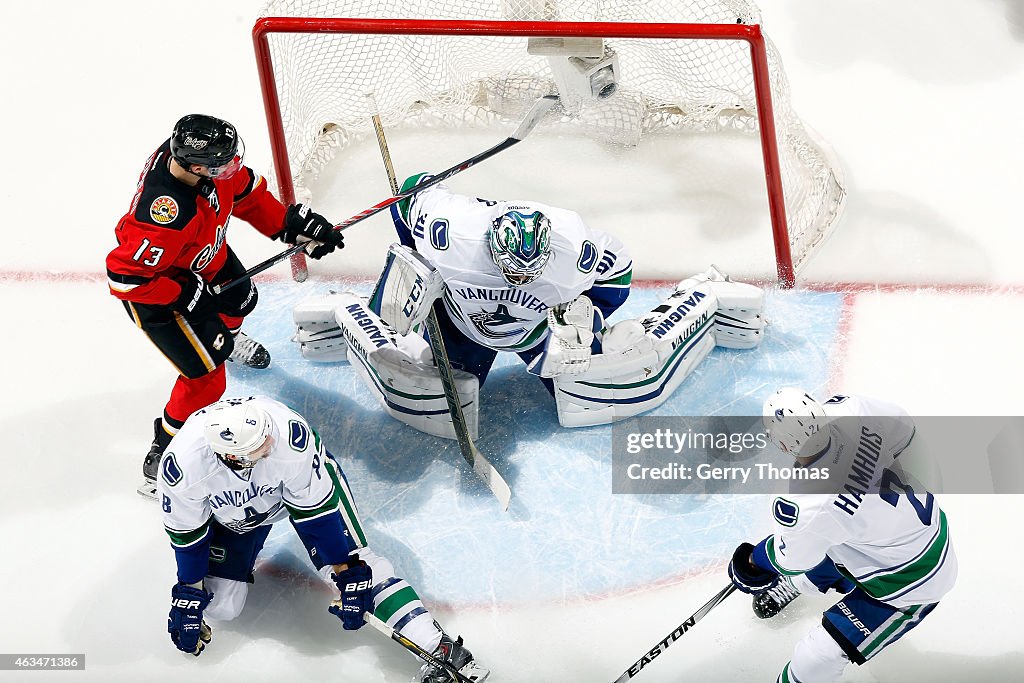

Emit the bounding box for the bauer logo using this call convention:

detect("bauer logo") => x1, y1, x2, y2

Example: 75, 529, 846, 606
171, 599, 202, 609
149, 195, 178, 224
345, 580, 372, 592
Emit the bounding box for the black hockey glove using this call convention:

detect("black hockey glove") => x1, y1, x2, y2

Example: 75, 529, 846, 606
329, 556, 373, 631
174, 271, 218, 317
281, 203, 344, 259
728, 542, 781, 595
168, 583, 214, 656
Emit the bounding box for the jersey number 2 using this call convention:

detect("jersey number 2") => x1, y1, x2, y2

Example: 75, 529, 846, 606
880, 468, 934, 526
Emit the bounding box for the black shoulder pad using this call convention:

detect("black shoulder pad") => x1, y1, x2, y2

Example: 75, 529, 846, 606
133, 162, 199, 231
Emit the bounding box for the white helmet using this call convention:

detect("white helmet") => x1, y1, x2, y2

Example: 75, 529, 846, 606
203, 401, 273, 468
762, 388, 830, 457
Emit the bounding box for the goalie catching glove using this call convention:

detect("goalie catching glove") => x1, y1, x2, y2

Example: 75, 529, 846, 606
530, 295, 604, 378
279, 203, 344, 259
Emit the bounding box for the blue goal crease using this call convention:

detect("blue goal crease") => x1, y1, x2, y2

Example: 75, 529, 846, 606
225, 281, 845, 604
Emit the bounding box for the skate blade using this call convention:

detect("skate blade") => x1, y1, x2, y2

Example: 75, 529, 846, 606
137, 479, 157, 499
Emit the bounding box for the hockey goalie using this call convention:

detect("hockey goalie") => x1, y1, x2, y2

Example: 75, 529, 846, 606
292, 176, 765, 439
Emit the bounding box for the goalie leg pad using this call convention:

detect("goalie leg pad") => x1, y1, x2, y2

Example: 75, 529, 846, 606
337, 295, 480, 441
368, 243, 445, 335
292, 293, 351, 362
553, 282, 719, 427
704, 278, 765, 350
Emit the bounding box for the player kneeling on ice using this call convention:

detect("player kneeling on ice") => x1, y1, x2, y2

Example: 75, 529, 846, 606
727, 389, 957, 683
158, 396, 488, 682
292, 177, 765, 437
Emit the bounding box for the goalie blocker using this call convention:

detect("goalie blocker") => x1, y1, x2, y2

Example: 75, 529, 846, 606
545, 265, 765, 427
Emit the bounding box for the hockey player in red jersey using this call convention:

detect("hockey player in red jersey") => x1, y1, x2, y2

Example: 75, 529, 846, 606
106, 114, 344, 497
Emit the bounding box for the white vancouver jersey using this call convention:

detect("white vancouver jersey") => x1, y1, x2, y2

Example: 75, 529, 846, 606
762, 395, 957, 607
406, 184, 631, 351
158, 397, 339, 541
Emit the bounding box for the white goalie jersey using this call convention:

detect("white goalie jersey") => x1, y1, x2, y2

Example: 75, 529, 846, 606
404, 183, 632, 351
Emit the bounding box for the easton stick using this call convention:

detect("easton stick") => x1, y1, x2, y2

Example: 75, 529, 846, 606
612, 583, 737, 682
215, 94, 559, 294
366, 92, 511, 510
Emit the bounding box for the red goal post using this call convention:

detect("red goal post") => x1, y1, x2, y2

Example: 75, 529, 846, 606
253, 10, 845, 287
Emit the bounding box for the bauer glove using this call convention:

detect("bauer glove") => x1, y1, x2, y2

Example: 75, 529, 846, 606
174, 271, 218, 317
728, 542, 782, 595
329, 556, 373, 630
168, 583, 214, 656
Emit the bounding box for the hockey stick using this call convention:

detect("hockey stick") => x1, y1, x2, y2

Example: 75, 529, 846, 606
214, 94, 559, 295
366, 93, 512, 511
363, 612, 474, 683
612, 583, 737, 682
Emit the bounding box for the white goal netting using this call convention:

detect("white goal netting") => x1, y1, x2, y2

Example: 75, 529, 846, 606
258, 0, 846, 276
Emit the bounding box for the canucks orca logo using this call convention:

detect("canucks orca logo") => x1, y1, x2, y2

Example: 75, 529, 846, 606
222, 502, 283, 533
468, 304, 529, 339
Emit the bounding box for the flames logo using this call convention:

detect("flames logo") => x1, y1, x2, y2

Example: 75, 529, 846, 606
150, 195, 179, 225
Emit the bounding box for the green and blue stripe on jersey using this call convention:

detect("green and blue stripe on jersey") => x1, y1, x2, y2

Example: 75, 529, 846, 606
288, 454, 367, 565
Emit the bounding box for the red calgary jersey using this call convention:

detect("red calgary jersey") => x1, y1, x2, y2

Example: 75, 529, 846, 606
106, 140, 287, 307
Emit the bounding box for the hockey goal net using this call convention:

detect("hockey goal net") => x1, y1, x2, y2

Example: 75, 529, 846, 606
255, 0, 845, 285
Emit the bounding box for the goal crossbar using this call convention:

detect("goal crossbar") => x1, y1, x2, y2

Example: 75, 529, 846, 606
253, 17, 795, 285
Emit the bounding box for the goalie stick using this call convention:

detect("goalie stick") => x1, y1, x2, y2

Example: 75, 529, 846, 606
366, 92, 512, 511
214, 94, 559, 295
363, 612, 475, 683
612, 583, 737, 682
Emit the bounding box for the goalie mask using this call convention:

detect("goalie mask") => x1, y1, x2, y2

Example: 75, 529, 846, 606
762, 388, 831, 458
203, 402, 274, 470
488, 209, 552, 286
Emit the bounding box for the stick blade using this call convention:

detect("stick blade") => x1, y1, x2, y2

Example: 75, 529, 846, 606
510, 94, 559, 140
470, 444, 512, 511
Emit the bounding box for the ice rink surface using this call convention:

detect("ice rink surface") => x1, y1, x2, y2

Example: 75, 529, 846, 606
1, 1, 1023, 681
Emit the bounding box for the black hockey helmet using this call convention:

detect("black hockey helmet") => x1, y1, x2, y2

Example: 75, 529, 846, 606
170, 114, 244, 176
